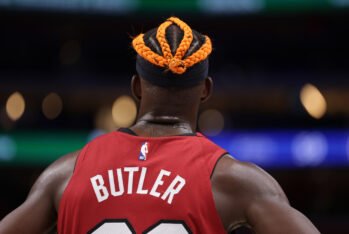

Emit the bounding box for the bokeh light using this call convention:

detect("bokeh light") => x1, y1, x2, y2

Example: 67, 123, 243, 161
6, 92, 26, 121
198, 109, 224, 136
112, 96, 137, 128
300, 83, 327, 119
0, 135, 16, 161
292, 132, 328, 166
95, 106, 116, 132
346, 136, 349, 162
42, 93, 63, 120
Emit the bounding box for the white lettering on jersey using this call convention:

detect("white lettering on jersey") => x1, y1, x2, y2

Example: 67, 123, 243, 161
124, 167, 139, 194
90, 175, 109, 202
108, 169, 124, 196
90, 167, 185, 205
161, 175, 186, 204
136, 167, 148, 194
150, 169, 171, 198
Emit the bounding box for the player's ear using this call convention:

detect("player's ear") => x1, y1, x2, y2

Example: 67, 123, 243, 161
131, 75, 142, 101
200, 76, 213, 103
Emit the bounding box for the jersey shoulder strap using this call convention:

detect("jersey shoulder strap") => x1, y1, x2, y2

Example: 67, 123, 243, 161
196, 133, 228, 177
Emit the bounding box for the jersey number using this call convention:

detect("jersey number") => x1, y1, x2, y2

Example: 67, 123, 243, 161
88, 219, 192, 234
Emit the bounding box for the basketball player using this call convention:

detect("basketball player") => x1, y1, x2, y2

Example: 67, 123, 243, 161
0, 17, 319, 233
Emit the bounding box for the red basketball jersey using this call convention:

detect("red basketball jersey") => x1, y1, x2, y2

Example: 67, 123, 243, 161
58, 129, 227, 234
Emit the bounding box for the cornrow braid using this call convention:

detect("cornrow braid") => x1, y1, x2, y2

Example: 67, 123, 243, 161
168, 17, 193, 60
132, 17, 212, 75
156, 20, 173, 60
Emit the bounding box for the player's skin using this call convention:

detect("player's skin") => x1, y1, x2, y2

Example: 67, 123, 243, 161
0, 75, 320, 234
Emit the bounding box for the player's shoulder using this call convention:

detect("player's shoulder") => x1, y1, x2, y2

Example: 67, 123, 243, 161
48, 150, 80, 175
33, 151, 80, 190
212, 155, 287, 202
33, 151, 81, 208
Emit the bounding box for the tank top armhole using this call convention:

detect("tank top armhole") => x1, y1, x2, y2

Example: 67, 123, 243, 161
58, 143, 90, 227
72, 143, 90, 173
196, 137, 229, 233
197, 136, 228, 179
209, 152, 228, 178
208, 150, 228, 178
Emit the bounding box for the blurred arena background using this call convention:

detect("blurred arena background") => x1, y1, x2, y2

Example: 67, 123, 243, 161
0, 0, 349, 233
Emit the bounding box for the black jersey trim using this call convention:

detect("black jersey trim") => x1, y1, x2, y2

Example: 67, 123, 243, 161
118, 127, 138, 136
210, 152, 229, 178
118, 128, 197, 137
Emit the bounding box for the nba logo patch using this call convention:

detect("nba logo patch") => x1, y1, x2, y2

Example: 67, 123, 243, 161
139, 142, 149, 161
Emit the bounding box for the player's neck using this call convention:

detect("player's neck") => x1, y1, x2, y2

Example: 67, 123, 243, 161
130, 112, 196, 137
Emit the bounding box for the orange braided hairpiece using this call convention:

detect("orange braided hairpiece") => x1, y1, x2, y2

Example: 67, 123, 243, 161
132, 17, 212, 75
